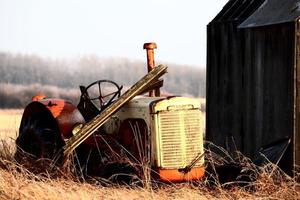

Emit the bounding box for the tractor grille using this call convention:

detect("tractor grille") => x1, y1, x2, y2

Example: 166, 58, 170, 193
158, 109, 204, 168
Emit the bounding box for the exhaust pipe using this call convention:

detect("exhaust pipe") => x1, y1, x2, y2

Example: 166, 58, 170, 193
143, 42, 160, 97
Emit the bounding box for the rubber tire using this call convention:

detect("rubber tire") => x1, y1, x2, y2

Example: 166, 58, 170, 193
15, 114, 63, 161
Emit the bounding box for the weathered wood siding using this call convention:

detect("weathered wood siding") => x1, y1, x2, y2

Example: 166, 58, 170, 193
295, 18, 300, 171
206, 22, 296, 173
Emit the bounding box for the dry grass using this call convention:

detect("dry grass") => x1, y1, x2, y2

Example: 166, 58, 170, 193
0, 109, 22, 155
0, 168, 214, 200
0, 109, 300, 199
0, 109, 22, 138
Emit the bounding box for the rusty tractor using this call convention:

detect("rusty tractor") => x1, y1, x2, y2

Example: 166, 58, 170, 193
15, 43, 205, 183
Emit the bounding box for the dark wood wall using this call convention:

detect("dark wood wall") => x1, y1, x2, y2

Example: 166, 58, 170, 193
206, 22, 295, 171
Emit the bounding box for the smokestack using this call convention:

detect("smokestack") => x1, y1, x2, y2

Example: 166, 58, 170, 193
143, 42, 160, 97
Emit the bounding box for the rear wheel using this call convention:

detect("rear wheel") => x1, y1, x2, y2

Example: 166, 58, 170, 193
15, 113, 63, 162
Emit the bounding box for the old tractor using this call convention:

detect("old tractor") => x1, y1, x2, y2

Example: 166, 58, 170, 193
15, 43, 205, 182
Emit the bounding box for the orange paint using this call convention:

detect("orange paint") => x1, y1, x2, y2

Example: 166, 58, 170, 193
31, 94, 46, 101
38, 99, 85, 139
43, 99, 65, 118
158, 167, 205, 182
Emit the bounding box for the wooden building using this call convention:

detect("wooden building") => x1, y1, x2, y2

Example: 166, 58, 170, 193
206, 0, 300, 174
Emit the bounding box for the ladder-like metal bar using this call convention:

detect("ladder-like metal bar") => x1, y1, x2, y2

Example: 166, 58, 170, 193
62, 64, 168, 164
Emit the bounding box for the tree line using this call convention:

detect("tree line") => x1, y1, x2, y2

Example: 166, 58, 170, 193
0, 52, 206, 108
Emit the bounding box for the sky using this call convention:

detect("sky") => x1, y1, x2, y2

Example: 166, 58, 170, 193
0, 0, 228, 68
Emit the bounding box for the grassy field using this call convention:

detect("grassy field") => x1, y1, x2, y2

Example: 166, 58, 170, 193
0, 109, 22, 139
0, 109, 299, 199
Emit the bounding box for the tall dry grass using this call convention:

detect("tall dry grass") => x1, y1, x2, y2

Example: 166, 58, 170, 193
2, 139, 299, 200
0, 110, 300, 199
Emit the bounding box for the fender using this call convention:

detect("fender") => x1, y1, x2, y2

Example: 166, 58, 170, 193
21, 97, 85, 141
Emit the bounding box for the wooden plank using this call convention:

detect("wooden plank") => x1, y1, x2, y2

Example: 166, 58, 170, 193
295, 18, 300, 172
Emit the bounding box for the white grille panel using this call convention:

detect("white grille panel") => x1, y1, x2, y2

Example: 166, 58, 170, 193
158, 109, 204, 168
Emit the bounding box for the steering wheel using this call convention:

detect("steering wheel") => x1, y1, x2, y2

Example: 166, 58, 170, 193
83, 80, 123, 111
